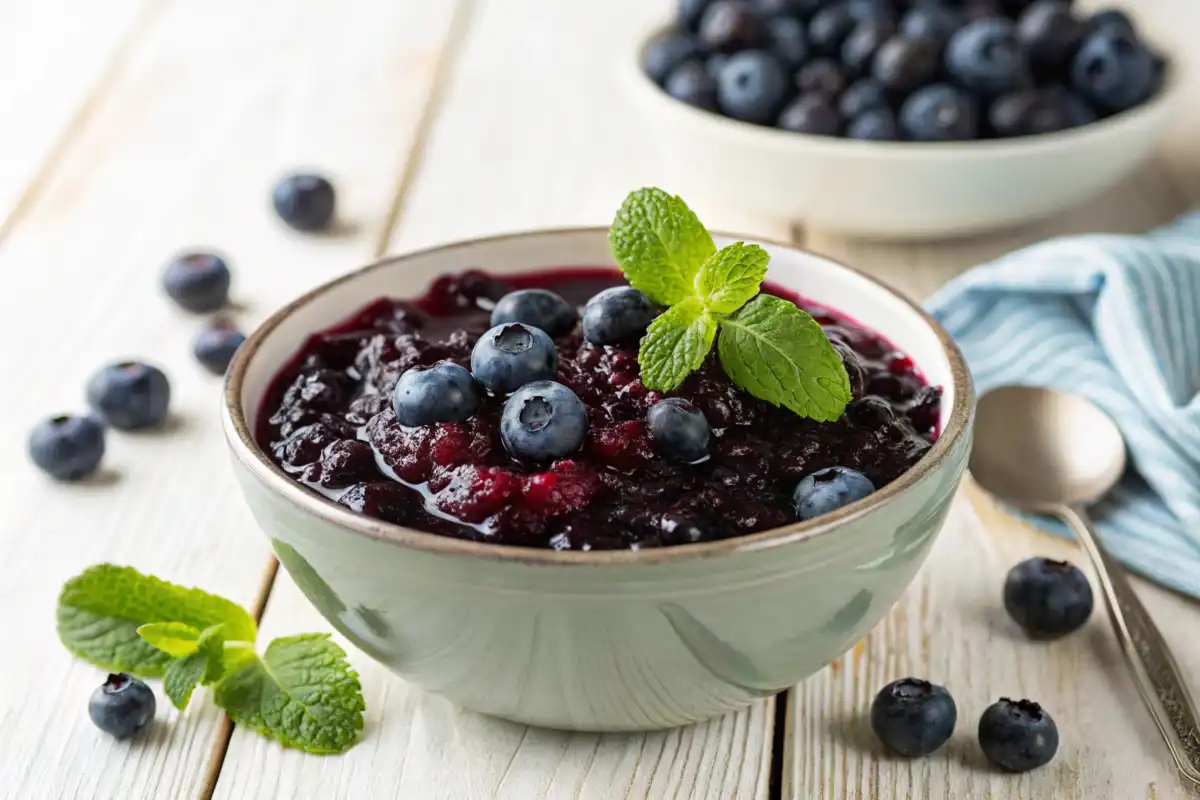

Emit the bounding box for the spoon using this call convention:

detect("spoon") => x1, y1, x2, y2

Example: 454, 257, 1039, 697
970, 385, 1200, 785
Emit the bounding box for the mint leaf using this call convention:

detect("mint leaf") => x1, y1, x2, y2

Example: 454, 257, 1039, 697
717, 295, 851, 422
162, 625, 227, 710
197, 625, 228, 684
609, 188, 715, 306
137, 622, 201, 658
57, 564, 257, 676
214, 634, 365, 755
639, 298, 718, 392
694, 242, 769, 314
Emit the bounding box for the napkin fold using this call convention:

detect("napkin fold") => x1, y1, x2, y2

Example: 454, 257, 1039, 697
926, 212, 1200, 599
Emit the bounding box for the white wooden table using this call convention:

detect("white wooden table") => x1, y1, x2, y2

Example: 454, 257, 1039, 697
2, 1, 1198, 797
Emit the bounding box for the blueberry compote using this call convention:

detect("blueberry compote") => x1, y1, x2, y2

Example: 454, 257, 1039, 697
257, 269, 941, 550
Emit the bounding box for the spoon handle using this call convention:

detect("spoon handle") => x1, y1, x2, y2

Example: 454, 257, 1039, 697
1062, 504, 1200, 785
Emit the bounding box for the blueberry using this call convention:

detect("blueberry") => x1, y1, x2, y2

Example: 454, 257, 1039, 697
839, 78, 889, 117
491, 289, 577, 337
793, 466, 875, 520
86, 362, 171, 430
470, 323, 558, 395
582, 287, 659, 346
847, 107, 900, 139
794, 57, 848, 97
946, 18, 1028, 95
846, 0, 894, 25
752, 0, 825, 22
392, 361, 480, 426
698, 0, 764, 53
1017, 0, 1085, 78
648, 398, 711, 462
718, 50, 791, 124
89, 673, 155, 739
192, 320, 246, 375
666, 60, 720, 110
765, 16, 810, 71
1071, 28, 1156, 111
778, 93, 843, 135
1003, 557, 1093, 637
162, 252, 231, 313
978, 698, 1059, 772
1087, 9, 1135, 38
870, 678, 957, 757
808, 4, 857, 56
1048, 84, 1097, 126
900, 6, 962, 44
988, 88, 1073, 136
705, 53, 731, 81
842, 17, 897, 77
643, 31, 701, 85
501, 381, 588, 461
272, 172, 336, 232
900, 84, 980, 140
28, 414, 105, 480
872, 35, 942, 96
678, 0, 715, 33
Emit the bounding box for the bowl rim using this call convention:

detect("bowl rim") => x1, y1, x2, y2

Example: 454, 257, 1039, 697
223, 226, 974, 567
629, 22, 1180, 157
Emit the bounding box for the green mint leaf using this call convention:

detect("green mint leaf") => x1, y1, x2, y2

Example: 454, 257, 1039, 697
213, 634, 365, 755
137, 622, 201, 658
162, 625, 227, 710
609, 187, 715, 306
197, 625, 228, 684
57, 564, 257, 676
717, 295, 851, 422
694, 242, 769, 314
638, 298, 718, 392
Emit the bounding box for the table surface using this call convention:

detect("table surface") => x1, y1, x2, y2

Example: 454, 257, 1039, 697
3, 1, 1198, 798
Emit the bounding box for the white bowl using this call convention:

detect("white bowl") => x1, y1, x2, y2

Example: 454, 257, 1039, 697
628, 28, 1179, 239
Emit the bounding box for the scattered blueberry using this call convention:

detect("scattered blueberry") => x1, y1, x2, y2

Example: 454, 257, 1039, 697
717, 50, 791, 124
839, 79, 889, 118
582, 286, 659, 346
392, 361, 480, 427
872, 35, 942, 97
89, 673, 156, 739
899, 6, 962, 44
793, 466, 875, 520
491, 289, 577, 337
765, 16, 810, 71
900, 84, 980, 140
1087, 8, 1135, 38
808, 3, 857, 57
778, 93, 842, 135
643, 31, 701, 85
647, 398, 711, 462
870, 678, 958, 757
842, 18, 897, 78
978, 698, 1059, 772
946, 18, 1028, 95
272, 172, 336, 232
86, 362, 171, 430
192, 320, 246, 375
1003, 557, 1094, 638
501, 381, 588, 461
162, 252, 231, 313
1071, 28, 1156, 111
698, 0, 763, 53
847, 107, 900, 139
794, 58, 848, 98
470, 323, 558, 395
666, 60, 720, 110
28, 414, 105, 480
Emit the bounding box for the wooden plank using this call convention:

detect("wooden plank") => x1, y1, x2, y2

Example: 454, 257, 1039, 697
0, 1, 462, 797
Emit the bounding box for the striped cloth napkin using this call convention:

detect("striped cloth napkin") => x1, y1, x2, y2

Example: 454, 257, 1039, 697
925, 212, 1200, 599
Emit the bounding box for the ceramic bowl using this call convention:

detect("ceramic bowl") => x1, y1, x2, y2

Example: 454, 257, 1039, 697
627, 26, 1179, 240
222, 228, 974, 731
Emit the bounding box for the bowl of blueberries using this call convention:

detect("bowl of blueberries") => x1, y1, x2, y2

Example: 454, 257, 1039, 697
632, 0, 1176, 238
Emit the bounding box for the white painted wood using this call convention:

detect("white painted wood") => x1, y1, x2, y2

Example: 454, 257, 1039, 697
0, 1, 461, 797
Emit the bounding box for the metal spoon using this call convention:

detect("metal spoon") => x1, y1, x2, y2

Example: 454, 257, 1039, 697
970, 385, 1200, 785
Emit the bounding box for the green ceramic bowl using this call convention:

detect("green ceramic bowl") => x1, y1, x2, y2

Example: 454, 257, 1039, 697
222, 228, 974, 732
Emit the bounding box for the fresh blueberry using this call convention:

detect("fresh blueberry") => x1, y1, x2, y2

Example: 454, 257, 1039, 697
648, 398, 711, 462
491, 289, 577, 337
842, 17, 897, 78
392, 361, 480, 426
1071, 28, 1156, 111
86, 362, 171, 430
847, 107, 900, 139
946, 18, 1028, 95
501, 381, 588, 461
718, 50, 791, 124
808, 4, 857, 57
988, 88, 1072, 136
706, 53, 731, 81
698, 0, 764, 53
1003, 557, 1094, 638
765, 16, 810, 71
643, 31, 701, 85
28, 414, 105, 480
272, 172, 336, 232
900, 84, 980, 140
870, 678, 958, 757
1017, 0, 1086, 78
192, 320, 246, 375
470, 323, 558, 395
778, 93, 843, 135
846, 0, 894, 25
752, 0, 825, 22
978, 698, 1059, 772
162, 252, 231, 313
793, 466, 875, 520
794, 57, 848, 97
839, 78, 889, 117
89, 673, 156, 739
900, 6, 962, 44
1087, 8, 1135, 38
678, 0, 715, 33
1048, 84, 1097, 126
872, 35, 942, 96
666, 60, 721, 110
582, 287, 659, 346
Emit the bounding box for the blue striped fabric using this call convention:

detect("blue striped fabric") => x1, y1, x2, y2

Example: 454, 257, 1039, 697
925, 212, 1200, 598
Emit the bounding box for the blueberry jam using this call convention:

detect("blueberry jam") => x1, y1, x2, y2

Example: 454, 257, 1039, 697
257, 269, 941, 550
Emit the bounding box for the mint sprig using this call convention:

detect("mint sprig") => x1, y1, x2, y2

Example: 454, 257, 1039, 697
57, 563, 365, 754
610, 188, 851, 419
